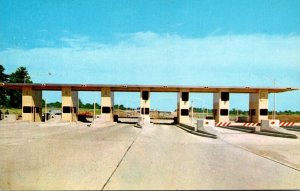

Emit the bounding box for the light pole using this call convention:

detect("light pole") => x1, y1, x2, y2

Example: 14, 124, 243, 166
45, 100, 47, 122
23, 76, 30, 83
191, 100, 194, 125
93, 100, 96, 121
265, 77, 276, 120
192, 97, 205, 123
259, 75, 277, 120
117, 98, 120, 116
273, 79, 276, 120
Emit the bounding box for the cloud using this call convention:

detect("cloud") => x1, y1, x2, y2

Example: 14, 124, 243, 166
1, 32, 300, 87
1, 32, 300, 110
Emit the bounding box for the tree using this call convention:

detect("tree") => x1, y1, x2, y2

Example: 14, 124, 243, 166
0, 65, 9, 107
42, 99, 45, 107
85, 103, 93, 109
7, 66, 32, 108
48, 101, 62, 108
79, 99, 84, 108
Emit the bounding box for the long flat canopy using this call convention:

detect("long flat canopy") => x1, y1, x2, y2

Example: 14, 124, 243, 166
0, 83, 298, 93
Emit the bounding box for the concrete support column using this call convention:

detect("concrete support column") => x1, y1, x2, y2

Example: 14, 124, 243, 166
61, 87, 78, 122
249, 90, 268, 123
213, 92, 230, 122
22, 87, 42, 122
177, 90, 190, 124
101, 87, 114, 122
140, 89, 150, 117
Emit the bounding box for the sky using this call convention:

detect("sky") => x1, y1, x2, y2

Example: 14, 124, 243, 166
0, 0, 300, 111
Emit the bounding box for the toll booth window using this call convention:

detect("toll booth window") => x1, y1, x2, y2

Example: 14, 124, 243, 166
23, 106, 32, 113
73, 107, 77, 113
182, 92, 189, 101
102, 107, 111, 113
63, 106, 72, 113
221, 92, 229, 101
35, 107, 40, 113
260, 109, 268, 116
220, 109, 229, 116
142, 91, 149, 100
181, 109, 189, 116
141, 108, 150, 114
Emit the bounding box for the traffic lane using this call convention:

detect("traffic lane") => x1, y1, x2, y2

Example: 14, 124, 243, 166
0, 123, 141, 190
220, 129, 300, 170
104, 124, 300, 190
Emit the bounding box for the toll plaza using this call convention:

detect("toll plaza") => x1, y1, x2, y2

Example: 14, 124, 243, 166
1, 82, 300, 190
0, 83, 297, 124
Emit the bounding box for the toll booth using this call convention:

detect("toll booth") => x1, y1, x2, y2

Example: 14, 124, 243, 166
140, 89, 151, 124
213, 91, 230, 122
101, 87, 114, 122
177, 90, 190, 124
22, 87, 42, 122
61, 87, 78, 122
249, 90, 268, 123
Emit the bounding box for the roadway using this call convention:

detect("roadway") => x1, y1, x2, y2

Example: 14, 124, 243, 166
0, 121, 300, 190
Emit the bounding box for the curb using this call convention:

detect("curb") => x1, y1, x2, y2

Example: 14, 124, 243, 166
176, 124, 217, 139
217, 126, 297, 139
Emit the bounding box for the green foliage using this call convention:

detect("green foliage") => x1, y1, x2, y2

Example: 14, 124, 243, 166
0, 65, 9, 107
78, 99, 100, 109
45, 99, 100, 110
79, 99, 84, 108
7, 66, 32, 108
0, 65, 8, 82
191, 107, 300, 115
114, 104, 134, 110
277, 110, 300, 115
0, 65, 33, 108
47, 101, 62, 108
9, 66, 32, 83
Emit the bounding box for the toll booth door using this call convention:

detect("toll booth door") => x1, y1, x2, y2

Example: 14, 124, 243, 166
33, 106, 35, 122
34, 107, 40, 122
213, 109, 217, 120
249, 109, 255, 122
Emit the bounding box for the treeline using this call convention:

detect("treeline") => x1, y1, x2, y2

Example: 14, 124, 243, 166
44, 100, 134, 110
193, 107, 300, 115
0, 65, 32, 108
192, 108, 248, 115
43, 99, 101, 109
276, 110, 300, 115
113, 104, 135, 110
79, 99, 100, 109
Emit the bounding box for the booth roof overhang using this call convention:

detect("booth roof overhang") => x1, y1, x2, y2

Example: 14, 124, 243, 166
1, 83, 298, 93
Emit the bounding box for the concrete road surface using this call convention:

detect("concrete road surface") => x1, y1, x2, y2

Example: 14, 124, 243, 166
0, 122, 300, 190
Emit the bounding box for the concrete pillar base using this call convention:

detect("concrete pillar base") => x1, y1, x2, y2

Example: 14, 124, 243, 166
260, 119, 291, 134
136, 115, 152, 127
197, 119, 219, 136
